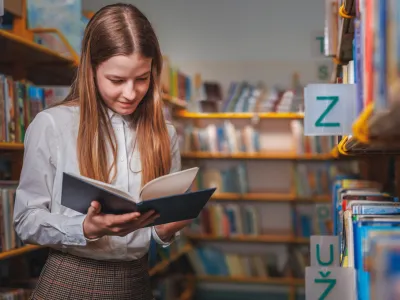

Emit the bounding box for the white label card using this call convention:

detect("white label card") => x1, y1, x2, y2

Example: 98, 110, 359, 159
304, 84, 357, 136
306, 267, 356, 300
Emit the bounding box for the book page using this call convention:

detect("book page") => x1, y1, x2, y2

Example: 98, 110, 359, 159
64, 172, 134, 201
139, 167, 199, 201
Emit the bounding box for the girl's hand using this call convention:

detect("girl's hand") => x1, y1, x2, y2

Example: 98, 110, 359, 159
155, 219, 192, 242
83, 201, 159, 239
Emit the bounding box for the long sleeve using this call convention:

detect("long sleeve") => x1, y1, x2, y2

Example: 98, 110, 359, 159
13, 111, 88, 247
151, 123, 181, 246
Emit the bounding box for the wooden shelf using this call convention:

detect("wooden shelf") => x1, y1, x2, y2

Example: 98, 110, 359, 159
186, 234, 308, 244
196, 275, 304, 286
179, 276, 195, 300
162, 93, 187, 109
0, 30, 76, 85
0, 142, 24, 151
212, 192, 330, 203
174, 111, 304, 120
0, 245, 43, 261
181, 152, 335, 160
149, 244, 192, 276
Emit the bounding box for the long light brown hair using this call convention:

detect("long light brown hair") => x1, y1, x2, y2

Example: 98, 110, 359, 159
60, 3, 171, 186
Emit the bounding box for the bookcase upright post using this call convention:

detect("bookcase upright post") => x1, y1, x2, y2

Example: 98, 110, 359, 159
10, 0, 33, 41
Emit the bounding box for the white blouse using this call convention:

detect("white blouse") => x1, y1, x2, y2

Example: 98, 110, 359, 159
13, 105, 181, 261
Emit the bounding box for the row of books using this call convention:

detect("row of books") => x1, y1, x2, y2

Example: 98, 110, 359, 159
334, 177, 400, 300
189, 162, 356, 197
291, 120, 336, 155
188, 203, 260, 237
0, 182, 23, 252
334, 0, 399, 116
181, 122, 262, 154
188, 81, 304, 113
294, 162, 338, 198
161, 57, 193, 102
352, 0, 393, 114
0, 73, 69, 143
286, 247, 309, 279
221, 82, 303, 113
187, 202, 331, 239
187, 246, 280, 278
292, 205, 332, 238
186, 245, 308, 280
191, 164, 248, 195
180, 120, 336, 155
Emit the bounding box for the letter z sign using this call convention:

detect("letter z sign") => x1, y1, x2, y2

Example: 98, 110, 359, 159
304, 84, 356, 136
315, 96, 340, 127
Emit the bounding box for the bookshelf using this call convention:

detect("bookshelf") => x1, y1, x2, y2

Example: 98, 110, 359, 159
306, 0, 400, 299
211, 193, 330, 203
179, 277, 196, 300
181, 152, 335, 161
185, 233, 309, 244
162, 93, 188, 109
149, 244, 193, 276
0, 142, 24, 151
0, 0, 77, 86
195, 275, 304, 286
174, 94, 343, 300
175, 111, 304, 120
330, 0, 400, 157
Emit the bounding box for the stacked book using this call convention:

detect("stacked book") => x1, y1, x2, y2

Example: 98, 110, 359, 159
333, 176, 400, 299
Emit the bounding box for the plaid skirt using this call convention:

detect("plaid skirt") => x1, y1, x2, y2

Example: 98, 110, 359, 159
30, 249, 154, 300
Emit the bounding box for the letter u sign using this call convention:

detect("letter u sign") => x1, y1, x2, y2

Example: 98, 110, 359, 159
310, 236, 339, 267
316, 244, 334, 266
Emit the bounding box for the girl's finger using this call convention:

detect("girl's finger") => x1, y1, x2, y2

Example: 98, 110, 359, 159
141, 213, 160, 226
90, 201, 102, 214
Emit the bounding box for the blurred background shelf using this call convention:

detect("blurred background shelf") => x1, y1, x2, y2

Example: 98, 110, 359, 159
0, 245, 43, 261
0, 142, 24, 151
186, 234, 309, 244
181, 152, 335, 161
175, 111, 304, 120
0, 30, 76, 85
211, 193, 330, 203
149, 244, 193, 276
162, 93, 187, 109
195, 275, 304, 286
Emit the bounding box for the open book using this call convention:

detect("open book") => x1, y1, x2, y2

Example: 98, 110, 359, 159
61, 167, 216, 226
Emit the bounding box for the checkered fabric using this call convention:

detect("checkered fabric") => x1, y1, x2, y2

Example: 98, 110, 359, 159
29, 249, 154, 300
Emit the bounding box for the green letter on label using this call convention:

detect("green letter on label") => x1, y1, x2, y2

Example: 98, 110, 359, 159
315, 96, 340, 127
315, 277, 336, 300
316, 36, 324, 54
316, 244, 334, 266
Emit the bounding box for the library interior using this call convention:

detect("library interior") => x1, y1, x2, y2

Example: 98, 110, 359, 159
0, 0, 398, 299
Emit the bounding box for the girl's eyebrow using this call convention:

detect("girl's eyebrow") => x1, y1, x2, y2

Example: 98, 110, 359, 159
137, 71, 151, 77
106, 74, 125, 79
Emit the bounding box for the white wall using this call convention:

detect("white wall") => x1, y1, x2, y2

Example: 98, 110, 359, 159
83, 0, 333, 93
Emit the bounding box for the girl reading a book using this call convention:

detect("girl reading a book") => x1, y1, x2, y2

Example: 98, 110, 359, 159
13, 4, 190, 300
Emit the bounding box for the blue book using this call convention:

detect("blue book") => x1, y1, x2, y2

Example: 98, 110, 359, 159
353, 219, 400, 300
61, 168, 216, 226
